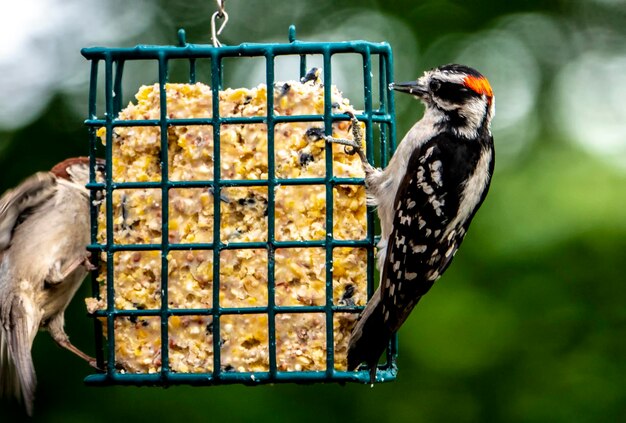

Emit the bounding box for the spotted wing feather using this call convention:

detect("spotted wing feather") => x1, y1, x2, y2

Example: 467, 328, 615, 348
347, 132, 493, 376
380, 131, 493, 331
378, 141, 458, 332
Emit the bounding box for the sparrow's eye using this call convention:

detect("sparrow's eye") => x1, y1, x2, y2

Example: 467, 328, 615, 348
429, 79, 441, 92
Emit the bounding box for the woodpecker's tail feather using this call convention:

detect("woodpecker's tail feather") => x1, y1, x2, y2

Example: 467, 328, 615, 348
0, 293, 37, 416
347, 288, 392, 383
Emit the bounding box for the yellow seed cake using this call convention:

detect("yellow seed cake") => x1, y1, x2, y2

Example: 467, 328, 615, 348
86, 79, 368, 373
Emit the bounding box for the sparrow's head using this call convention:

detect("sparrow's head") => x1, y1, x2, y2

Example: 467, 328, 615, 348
391, 64, 495, 138
51, 157, 105, 186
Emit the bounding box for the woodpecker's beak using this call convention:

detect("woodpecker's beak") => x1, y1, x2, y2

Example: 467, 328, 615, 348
389, 80, 428, 97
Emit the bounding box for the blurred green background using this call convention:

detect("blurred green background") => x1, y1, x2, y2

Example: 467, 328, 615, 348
1, 0, 625, 421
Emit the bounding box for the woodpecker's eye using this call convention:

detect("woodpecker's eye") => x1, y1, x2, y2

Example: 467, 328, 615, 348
429, 79, 441, 92
432, 81, 479, 104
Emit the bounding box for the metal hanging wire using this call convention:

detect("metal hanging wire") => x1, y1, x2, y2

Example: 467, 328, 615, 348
211, 0, 229, 47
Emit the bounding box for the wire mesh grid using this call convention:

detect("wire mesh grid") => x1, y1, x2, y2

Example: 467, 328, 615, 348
82, 26, 398, 386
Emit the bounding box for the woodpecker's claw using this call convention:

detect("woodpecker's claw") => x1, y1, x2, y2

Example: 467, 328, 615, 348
324, 135, 362, 158
347, 111, 363, 146
324, 111, 367, 164
327, 138, 360, 155
344, 145, 359, 156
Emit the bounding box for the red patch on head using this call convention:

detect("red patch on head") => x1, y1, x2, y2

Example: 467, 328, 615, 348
463, 75, 493, 102
50, 157, 90, 180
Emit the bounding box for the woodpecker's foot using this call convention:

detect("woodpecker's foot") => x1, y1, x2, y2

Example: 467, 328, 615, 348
327, 136, 362, 156
324, 111, 367, 164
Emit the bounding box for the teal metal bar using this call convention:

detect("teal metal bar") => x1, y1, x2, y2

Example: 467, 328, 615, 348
210, 50, 223, 380
87, 239, 374, 254
87, 177, 365, 191
383, 52, 397, 153
84, 113, 392, 128
380, 50, 398, 371
361, 47, 381, 372
288, 26, 307, 79
84, 26, 398, 386
103, 53, 117, 378
322, 47, 336, 376
158, 52, 171, 380
113, 60, 124, 115
90, 304, 364, 318
87, 58, 104, 369
84, 368, 397, 386
189, 58, 197, 83
87, 240, 373, 257
265, 49, 278, 379
379, 55, 389, 164
82, 41, 392, 60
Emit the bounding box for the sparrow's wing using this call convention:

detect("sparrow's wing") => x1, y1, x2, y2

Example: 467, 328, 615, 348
0, 172, 57, 252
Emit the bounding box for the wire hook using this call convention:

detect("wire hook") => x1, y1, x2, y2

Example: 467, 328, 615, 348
211, 0, 229, 47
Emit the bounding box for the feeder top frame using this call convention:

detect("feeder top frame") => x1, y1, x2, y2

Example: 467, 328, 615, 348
82, 25, 394, 61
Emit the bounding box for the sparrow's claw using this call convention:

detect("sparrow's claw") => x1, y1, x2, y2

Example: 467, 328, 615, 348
90, 360, 126, 373
88, 358, 102, 370
83, 257, 97, 271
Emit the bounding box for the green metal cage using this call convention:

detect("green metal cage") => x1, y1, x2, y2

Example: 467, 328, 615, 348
82, 26, 398, 386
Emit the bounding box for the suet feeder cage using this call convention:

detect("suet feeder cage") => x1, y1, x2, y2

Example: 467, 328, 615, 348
82, 23, 398, 386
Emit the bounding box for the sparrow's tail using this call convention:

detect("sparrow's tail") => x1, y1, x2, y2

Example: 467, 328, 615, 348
0, 292, 37, 416
347, 288, 393, 383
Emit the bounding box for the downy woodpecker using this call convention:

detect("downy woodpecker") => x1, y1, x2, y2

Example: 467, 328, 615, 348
328, 64, 495, 382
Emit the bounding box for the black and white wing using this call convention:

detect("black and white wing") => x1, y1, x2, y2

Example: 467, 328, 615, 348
348, 132, 494, 376
380, 131, 493, 332
378, 139, 460, 331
